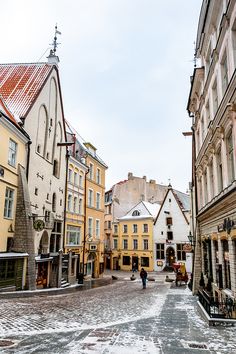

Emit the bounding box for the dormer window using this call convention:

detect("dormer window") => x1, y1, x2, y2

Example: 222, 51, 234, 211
132, 210, 140, 216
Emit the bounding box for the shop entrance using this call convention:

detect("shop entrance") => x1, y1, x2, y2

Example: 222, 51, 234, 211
132, 256, 138, 272
36, 262, 48, 288
166, 247, 175, 267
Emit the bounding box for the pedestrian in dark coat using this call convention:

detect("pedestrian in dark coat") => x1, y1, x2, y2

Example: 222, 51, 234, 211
140, 268, 147, 289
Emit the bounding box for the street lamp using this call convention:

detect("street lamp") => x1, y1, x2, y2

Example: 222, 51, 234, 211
187, 231, 194, 247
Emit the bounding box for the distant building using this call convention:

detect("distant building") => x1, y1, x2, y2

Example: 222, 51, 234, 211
187, 0, 236, 300
153, 185, 192, 273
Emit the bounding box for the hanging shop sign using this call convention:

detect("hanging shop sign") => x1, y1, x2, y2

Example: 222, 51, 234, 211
183, 243, 192, 253
157, 261, 163, 266
33, 219, 45, 231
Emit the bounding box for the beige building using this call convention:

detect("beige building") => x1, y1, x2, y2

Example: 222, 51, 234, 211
188, 0, 236, 307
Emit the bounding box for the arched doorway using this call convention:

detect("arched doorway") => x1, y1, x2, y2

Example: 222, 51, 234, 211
87, 252, 96, 277
39, 231, 49, 255
166, 247, 175, 267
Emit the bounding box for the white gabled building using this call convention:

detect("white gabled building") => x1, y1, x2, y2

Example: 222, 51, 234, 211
153, 185, 192, 273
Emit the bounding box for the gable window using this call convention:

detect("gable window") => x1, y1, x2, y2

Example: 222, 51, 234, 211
167, 231, 173, 240
123, 225, 128, 233
132, 210, 140, 216
133, 239, 138, 250
156, 243, 164, 259
8, 139, 17, 167
143, 239, 148, 250
143, 224, 148, 233
166, 217, 172, 226
4, 188, 14, 219
177, 244, 186, 261
133, 224, 138, 233
96, 168, 101, 184
123, 239, 128, 250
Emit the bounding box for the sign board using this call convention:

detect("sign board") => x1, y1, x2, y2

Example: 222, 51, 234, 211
33, 219, 45, 231
183, 243, 192, 253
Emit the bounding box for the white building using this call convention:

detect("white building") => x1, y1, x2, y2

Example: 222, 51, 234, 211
153, 185, 192, 273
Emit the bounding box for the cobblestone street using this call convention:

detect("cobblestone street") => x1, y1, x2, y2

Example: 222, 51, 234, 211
0, 273, 236, 353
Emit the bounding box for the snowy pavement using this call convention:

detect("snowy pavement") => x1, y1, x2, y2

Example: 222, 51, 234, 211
0, 276, 236, 353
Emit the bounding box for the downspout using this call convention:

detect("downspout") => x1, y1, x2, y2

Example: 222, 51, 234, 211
62, 147, 70, 251
82, 167, 90, 278
26, 140, 32, 181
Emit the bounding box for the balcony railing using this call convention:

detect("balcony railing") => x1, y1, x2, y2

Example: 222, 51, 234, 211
198, 290, 236, 319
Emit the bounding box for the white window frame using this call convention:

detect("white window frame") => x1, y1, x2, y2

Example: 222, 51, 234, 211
88, 189, 93, 207
4, 187, 14, 219
89, 163, 94, 180
95, 219, 100, 238
96, 192, 101, 209
143, 239, 148, 250
66, 225, 81, 246
8, 139, 17, 167
67, 194, 72, 211
88, 217, 93, 237
96, 168, 101, 184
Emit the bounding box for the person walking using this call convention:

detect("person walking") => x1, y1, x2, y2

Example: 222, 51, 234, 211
140, 268, 147, 289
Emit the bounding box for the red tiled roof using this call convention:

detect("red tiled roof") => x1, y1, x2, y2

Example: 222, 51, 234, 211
0, 63, 53, 119
0, 95, 18, 125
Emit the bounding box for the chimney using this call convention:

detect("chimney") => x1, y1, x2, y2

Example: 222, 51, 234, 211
128, 172, 133, 180
47, 49, 60, 66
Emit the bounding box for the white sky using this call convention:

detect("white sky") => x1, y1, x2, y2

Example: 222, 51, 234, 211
1, 0, 202, 192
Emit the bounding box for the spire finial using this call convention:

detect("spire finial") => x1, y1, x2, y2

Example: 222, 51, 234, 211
50, 24, 61, 55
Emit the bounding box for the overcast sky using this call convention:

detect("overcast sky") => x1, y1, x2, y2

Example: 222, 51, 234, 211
1, 0, 202, 192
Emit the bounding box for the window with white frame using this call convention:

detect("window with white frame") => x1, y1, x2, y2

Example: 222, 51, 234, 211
133, 239, 138, 250
88, 217, 93, 237
73, 196, 78, 213
143, 224, 148, 233
227, 131, 235, 184
133, 224, 138, 233
96, 192, 101, 209
177, 244, 186, 261
79, 174, 83, 187
212, 80, 218, 116
201, 116, 205, 143
113, 239, 118, 249
4, 188, 14, 219
89, 163, 94, 180
221, 53, 228, 94
209, 160, 214, 199
123, 224, 128, 233
74, 172, 78, 186
78, 198, 82, 214
67, 194, 72, 211
68, 169, 73, 183
96, 168, 101, 184
8, 139, 17, 167
114, 224, 118, 234
205, 101, 211, 127
88, 189, 93, 207
216, 147, 223, 192
123, 239, 128, 249
204, 169, 208, 204
156, 243, 164, 259
143, 239, 148, 250
95, 219, 100, 238
66, 225, 81, 246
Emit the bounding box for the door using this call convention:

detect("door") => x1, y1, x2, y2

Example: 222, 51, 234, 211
166, 247, 175, 267
132, 256, 139, 271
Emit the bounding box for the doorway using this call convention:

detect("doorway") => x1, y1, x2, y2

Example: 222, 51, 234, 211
166, 247, 175, 267
132, 256, 138, 272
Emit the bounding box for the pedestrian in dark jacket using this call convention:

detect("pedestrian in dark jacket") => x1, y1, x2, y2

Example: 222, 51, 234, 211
140, 268, 147, 289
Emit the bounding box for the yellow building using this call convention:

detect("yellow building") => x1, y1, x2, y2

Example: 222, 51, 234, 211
83, 142, 107, 278
0, 99, 29, 290
111, 201, 160, 272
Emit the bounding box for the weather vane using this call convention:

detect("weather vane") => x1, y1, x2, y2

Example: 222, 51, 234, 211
50, 24, 61, 55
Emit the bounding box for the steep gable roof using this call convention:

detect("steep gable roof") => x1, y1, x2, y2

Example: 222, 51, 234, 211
0, 63, 53, 119
0, 95, 17, 125
119, 200, 160, 220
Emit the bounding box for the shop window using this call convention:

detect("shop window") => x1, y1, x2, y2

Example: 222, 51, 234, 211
156, 243, 164, 259
123, 256, 130, 266
141, 257, 149, 267
177, 244, 186, 261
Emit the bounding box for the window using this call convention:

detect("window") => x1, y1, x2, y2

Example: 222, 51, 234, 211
108, 220, 111, 229
132, 210, 140, 216
89, 163, 93, 180
113, 239, 118, 249
35, 187, 38, 196
123, 225, 128, 233
67, 194, 72, 211
78, 198, 82, 214
209, 161, 214, 199
123, 256, 130, 265
177, 244, 186, 261
79, 174, 83, 187
37, 145, 41, 153
133, 239, 138, 250
96, 192, 101, 209
141, 257, 149, 267
221, 54, 228, 94
4, 188, 14, 219
52, 193, 56, 212
0, 260, 16, 280
216, 148, 223, 192
50, 222, 62, 252
68, 169, 73, 183
166, 217, 172, 226
167, 231, 173, 240
8, 139, 17, 167
143, 224, 148, 233
88, 189, 93, 207
143, 239, 148, 250
95, 219, 100, 238
53, 160, 59, 177
133, 224, 138, 233
156, 243, 165, 259
96, 168, 101, 184
123, 239, 128, 249
66, 225, 81, 245
114, 224, 118, 234
204, 169, 208, 204
88, 217, 93, 237
74, 172, 78, 186
212, 81, 218, 116
227, 132, 235, 184
73, 196, 78, 213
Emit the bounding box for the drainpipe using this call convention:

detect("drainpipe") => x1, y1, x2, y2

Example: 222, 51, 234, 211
26, 140, 32, 181
82, 167, 90, 278
62, 148, 70, 251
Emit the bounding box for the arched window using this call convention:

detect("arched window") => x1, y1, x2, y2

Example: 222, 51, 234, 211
53, 159, 59, 177
132, 210, 140, 216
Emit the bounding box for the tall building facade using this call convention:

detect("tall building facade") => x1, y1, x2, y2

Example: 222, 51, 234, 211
188, 0, 236, 301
